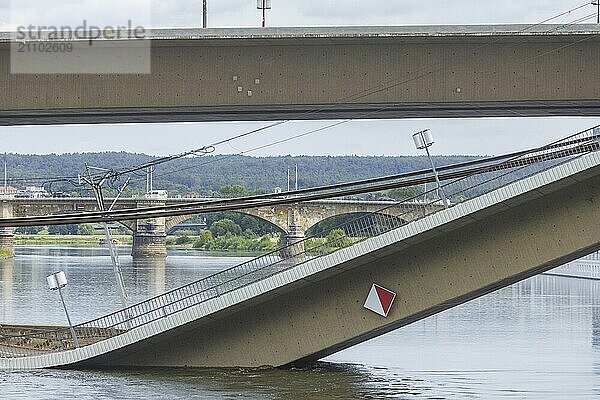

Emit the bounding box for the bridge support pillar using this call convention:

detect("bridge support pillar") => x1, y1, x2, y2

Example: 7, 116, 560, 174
0, 201, 14, 258
279, 230, 305, 260
279, 207, 306, 262
131, 199, 167, 259
132, 232, 167, 259
0, 228, 14, 258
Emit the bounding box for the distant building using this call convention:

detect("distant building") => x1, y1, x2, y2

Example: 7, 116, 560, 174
0, 186, 17, 195
15, 186, 49, 198
146, 189, 168, 199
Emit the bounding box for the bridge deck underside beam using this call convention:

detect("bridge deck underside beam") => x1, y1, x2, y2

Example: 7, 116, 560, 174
1, 26, 600, 125
1, 101, 600, 125
75, 165, 600, 369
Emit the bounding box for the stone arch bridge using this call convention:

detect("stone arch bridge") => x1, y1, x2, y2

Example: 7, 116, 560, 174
0, 197, 442, 258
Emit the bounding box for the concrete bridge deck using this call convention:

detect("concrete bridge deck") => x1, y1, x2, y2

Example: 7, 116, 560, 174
1, 128, 598, 369
1, 25, 599, 125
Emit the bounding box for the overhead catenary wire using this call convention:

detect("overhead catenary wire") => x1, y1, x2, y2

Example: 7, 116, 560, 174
126, 7, 600, 185
0, 143, 594, 227
2, 125, 597, 228
3, 3, 596, 187
150, 7, 600, 182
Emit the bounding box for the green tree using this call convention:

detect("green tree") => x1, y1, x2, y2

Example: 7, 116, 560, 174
325, 228, 352, 249
202, 212, 278, 236
210, 219, 242, 237
175, 235, 192, 245
243, 228, 258, 239
48, 224, 79, 235
388, 187, 421, 199
208, 236, 227, 251
192, 230, 214, 249
77, 224, 95, 235
253, 235, 276, 251
219, 185, 248, 198
225, 236, 248, 251
15, 226, 44, 234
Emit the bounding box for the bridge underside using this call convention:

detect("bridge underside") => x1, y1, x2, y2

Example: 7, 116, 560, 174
2, 100, 600, 125
1, 25, 600, 125
73, 164, 600, 368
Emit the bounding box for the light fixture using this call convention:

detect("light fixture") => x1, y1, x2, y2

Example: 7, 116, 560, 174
412, 129, 449, 208
47, 271, 79, 348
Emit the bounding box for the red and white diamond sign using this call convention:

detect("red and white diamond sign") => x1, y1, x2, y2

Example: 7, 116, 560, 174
363, 284, 396, 317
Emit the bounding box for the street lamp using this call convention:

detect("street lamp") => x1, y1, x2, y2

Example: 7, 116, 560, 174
593, 1, 600, 24
203, 0, 208, 28
47, 271, 79, 348
257, 0, 272, 27
412, 129, 449, 208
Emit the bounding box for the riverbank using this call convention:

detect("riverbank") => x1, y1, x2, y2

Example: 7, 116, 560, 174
14, 231, 355, 254
0, 248, 13, 258
15, 234, 133, 246
13, 234, 279, 253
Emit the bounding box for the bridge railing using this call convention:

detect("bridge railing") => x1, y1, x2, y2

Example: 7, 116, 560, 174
1, 126, 599, 357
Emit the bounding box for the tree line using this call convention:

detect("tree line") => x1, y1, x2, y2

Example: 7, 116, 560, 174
2, 152, 480, 196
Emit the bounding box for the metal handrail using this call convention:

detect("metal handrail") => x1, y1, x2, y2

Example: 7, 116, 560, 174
1, 126, 599, 357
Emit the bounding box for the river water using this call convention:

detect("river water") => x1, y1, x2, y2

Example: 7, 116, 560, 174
1, 246, 599, 399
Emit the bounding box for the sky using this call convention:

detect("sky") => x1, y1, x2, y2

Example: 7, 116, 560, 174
0, 0, 598, 157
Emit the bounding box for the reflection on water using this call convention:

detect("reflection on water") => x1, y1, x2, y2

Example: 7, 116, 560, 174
1, 246, 600, 399
0, 246, 252, 324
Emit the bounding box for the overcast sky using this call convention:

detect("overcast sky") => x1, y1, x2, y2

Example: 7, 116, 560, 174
0, 0, 598, 156
2, 0, 595, 28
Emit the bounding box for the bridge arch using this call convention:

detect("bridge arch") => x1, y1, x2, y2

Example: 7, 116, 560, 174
165, 210, 286, 236
305, 212, 408, 238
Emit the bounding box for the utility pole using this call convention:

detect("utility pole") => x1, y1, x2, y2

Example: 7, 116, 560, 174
287, 167, 290, 192
203, 0, 207, 28
3, 160, 6, 191
145, 166, 155, 194
257, 0, 272, 27
594, 0, 600, 24
79, 165, 130, 312
295, 164, 298, 190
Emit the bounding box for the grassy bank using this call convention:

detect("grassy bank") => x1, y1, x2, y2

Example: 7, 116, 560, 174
0, 248, 13, 258
166, 233, 279, 253
14, 234, 278, 253
15, 234, 133, 246
14, 229, 362, 256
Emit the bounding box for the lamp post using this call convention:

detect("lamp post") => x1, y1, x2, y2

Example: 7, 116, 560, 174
47, 271, 79, 348
257, 0, 272, 27
412, 129, 449, 208
203, 0, 207, 28
593, 1, 600, 24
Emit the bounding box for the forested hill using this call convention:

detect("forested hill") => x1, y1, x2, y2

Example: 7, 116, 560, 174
2, 152, 481, 195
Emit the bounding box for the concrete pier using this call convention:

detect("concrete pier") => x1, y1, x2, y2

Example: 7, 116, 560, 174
131, 233, 167, 259
0, 228, 14, 258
